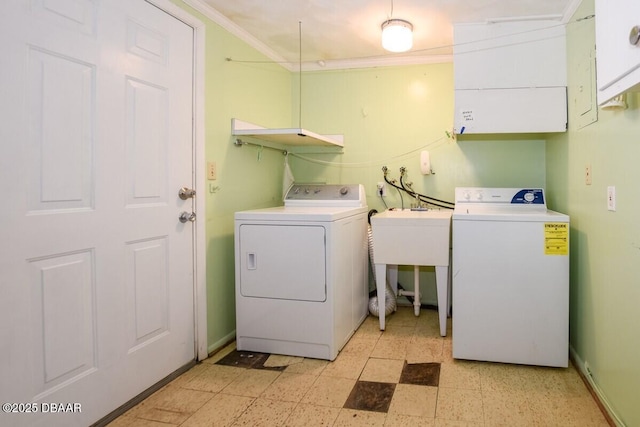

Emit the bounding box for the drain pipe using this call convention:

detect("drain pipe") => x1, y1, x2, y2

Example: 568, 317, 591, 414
367, 211, 397, 317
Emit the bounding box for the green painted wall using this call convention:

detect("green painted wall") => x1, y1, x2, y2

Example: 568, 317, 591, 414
547, 0, 640, 425
174, 2, 293, 352
289, 65, 547, 302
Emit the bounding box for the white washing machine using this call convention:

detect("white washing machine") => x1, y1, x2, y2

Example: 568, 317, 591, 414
234, 184, 368, 361
452, 188, 570, 367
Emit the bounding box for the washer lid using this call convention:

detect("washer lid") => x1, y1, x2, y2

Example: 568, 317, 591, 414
453, 208, 569, 222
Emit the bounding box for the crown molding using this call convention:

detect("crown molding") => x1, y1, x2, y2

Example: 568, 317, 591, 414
181, 0, 291, 70
561, 0, 585, 24
182, 0, 578, 72
181, 0, 452, 72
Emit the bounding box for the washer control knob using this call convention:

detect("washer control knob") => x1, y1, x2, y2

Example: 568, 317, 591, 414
475, 192, 483, 201
340, 186, 349, 195
524, 192, 535, 202
304, 188, 310, 194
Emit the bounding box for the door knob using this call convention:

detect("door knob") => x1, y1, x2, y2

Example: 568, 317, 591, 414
178, 187, 196, 200
179, 211, 196, 223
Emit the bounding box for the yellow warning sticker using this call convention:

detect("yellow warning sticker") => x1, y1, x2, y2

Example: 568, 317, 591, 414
544, 223, 569, 255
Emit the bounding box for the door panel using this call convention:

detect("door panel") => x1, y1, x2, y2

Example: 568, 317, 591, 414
27, 48, 94, 212
0, 1, 195, 425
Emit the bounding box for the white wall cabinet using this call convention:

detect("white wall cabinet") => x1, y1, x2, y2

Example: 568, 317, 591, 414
454, 21, 567, 134
595, 0, 640, 105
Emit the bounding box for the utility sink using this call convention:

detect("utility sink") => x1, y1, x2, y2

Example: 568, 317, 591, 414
370, 209, 452, 335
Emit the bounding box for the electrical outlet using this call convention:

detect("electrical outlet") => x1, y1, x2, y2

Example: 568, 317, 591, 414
585, 164, 592, 185
607, 186, 616, 211
207, 162, 217, 180
377, 182, 386, 197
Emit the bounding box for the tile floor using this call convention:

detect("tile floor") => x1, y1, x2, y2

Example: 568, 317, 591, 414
110, 307, 611, 427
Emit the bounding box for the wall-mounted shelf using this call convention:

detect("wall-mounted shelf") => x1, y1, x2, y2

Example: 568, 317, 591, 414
231, 119, 344, 149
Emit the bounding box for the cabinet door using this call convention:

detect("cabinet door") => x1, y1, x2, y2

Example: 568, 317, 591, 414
595, 0, 640, 104
454, 21, 566, 90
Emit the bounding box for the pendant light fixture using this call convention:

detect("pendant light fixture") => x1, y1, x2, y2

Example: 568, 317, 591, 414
381, 0, 413, 52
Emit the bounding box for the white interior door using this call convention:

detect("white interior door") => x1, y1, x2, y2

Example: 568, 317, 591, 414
0, 1, 197, 425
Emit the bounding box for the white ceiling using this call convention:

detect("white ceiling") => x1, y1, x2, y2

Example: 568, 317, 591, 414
184, 0, 581, 70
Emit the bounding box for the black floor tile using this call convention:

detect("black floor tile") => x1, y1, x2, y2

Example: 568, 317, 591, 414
399, 362, 440, 386
215, 350, 271, 369
343, 381, 396, 413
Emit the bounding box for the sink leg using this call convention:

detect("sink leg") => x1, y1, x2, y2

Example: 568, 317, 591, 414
413, 265, 421, 316
375, 263, 387, 330
436, 265, 448, 337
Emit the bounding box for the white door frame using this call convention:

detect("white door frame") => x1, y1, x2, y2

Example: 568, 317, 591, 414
146, 0, 208, 361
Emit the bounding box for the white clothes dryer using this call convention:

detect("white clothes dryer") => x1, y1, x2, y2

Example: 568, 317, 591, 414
452, 188, 570, 367
234, 184, 368, 361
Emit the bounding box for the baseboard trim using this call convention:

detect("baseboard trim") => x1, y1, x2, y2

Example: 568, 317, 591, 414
207, 330, 236, 356
570, 345, 624, 427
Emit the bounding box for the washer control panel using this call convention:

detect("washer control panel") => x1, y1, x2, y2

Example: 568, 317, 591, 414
455, 188, 546, 206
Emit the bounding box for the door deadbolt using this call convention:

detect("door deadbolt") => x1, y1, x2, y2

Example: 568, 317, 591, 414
630, 25, 640, 46
178, 187, 196, 200
179, 211, 196, 223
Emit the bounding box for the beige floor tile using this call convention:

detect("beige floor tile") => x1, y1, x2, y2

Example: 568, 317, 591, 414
282, 403, 340, 427
333, 408, 387, 426
352, 317, 383, 340
415, 324, 443, 337
182, 364, 244, 393
381, 325, 416, 339
477, 362, 529, 393
441, 338, 454, 363
359, 358, 405, 383
386, 307, 420, 327
110, 314, 611, 427
109, 417, 179, 427
438, 361, 481, 390
341, 336, 378, 357
370, 337, 409, 360
387, 383, 437, 418
482, 389, 533, 426
168, 363, 212, 388
434, 419, 484, 426
529, 394, 610, 427
128, 383, 214, 424
230, 397, 296, 427
301, 376, 356, 408
321, 353, 368, 380
435, 387, 484, 423
263, 354, 304, 368
518, 364, 590, 398
108, 415, 181, 427
221, 369, 281, 397
181, 393, 254, 427
260, 372, 317, 402
406, 336, 444, 364
384, 413, 435, 426
284, 357, 328, 376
